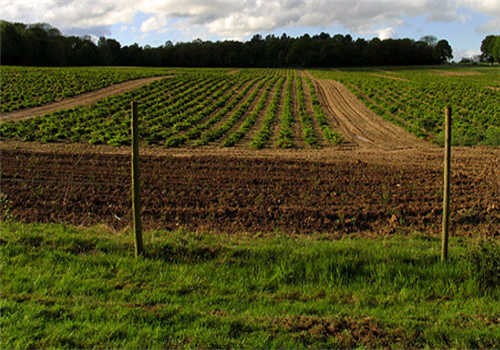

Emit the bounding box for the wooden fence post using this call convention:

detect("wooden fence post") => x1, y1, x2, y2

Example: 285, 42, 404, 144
441, 106, 451, 262
131, 101, 144, 257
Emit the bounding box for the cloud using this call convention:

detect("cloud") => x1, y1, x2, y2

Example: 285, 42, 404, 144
140, 16, 168, 33
376, 27, 396, 40
454, 48, 481, 61
1, 0, 499, 40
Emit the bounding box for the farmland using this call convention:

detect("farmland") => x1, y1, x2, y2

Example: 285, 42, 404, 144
0, 66, 498, 234
1, 144, 498, 235
0, 66, 171, 113
312, 67, 500, 146
1, 66, 498, 147
0, 68, 343, 148
1, 65, 499, 348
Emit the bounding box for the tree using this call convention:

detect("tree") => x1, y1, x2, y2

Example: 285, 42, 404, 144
0, 19, 456, 67
481, 35, 496, 63
420, 35, 438, 47
98, 37, 121, 65
481, 35, 500, 63
491, 37, 500, 63
435, 40, 453, 63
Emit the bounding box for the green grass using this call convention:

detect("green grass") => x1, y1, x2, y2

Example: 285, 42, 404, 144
1, 222, 499, 348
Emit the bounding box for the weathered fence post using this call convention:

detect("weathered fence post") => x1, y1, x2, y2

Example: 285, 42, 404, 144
441, 106, 451, 262
131, 101, 144, 257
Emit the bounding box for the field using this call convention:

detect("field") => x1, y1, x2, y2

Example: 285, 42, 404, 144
0, 69, 342, 148
1, 222, 499, 348
312, 67, 500, 146
1, 145, 498, 235
0, 66, 170, 113
2, 66, 498, 148
1, 65, 499, 348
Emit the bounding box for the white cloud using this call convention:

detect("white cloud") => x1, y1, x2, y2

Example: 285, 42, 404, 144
140, 16, 167, 33
1, 0, 499, 40
454, 48, 481, 61
376, 27, 396, 40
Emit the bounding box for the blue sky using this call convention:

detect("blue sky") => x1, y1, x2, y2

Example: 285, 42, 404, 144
2, 0, 499, 61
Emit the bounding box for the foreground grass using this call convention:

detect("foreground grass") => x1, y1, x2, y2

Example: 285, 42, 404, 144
1, 222, 498, 349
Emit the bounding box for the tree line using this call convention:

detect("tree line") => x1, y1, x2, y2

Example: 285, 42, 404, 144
1, 20, 455, 67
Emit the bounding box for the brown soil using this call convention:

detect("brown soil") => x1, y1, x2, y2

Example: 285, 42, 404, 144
1, 142, 498, 236
487, 86, 500, 91
314, 79, 428, 150
0, 76, 171, 122
271, 315, 403, 347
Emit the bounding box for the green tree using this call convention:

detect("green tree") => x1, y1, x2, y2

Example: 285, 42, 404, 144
480, 35, 499, 63
420, 35, 438, 46
490, 36, 500, 63
435, 39, 453, 63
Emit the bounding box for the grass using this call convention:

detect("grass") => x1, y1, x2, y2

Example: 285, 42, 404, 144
1, 222, 499, 348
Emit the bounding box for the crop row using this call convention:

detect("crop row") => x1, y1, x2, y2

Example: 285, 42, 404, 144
223, 76, 281, 147
0, 69, 344, 148
0, 66, 171, 113
250, 77, 286, 149
276, 71, 295, 148
312, 68, 499, 146
304, 76, 342, 144
296, 75, 318, 146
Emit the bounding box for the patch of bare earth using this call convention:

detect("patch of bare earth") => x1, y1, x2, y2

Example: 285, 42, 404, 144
0, 76, 172, 123
1, 141, 498, 236
271, 315, 405, 348
314, 79, 428, 150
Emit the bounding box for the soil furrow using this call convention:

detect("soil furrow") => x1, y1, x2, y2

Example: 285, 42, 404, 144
314, 79, 428, 150
1, 146, 497, 235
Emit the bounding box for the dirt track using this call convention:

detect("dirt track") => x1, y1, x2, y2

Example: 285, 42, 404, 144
314, 79, 428, 150
0, 76, 170, 122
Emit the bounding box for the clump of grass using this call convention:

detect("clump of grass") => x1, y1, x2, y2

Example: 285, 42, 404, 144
468, 238, 500, 294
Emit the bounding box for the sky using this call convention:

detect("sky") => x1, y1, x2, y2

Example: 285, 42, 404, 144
2, 0, 499, 61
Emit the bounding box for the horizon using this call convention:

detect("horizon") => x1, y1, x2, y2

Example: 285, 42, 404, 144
2, 1, 499, 62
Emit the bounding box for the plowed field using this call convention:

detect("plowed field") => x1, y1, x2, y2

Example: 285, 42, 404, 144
1, 143, 498, 235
